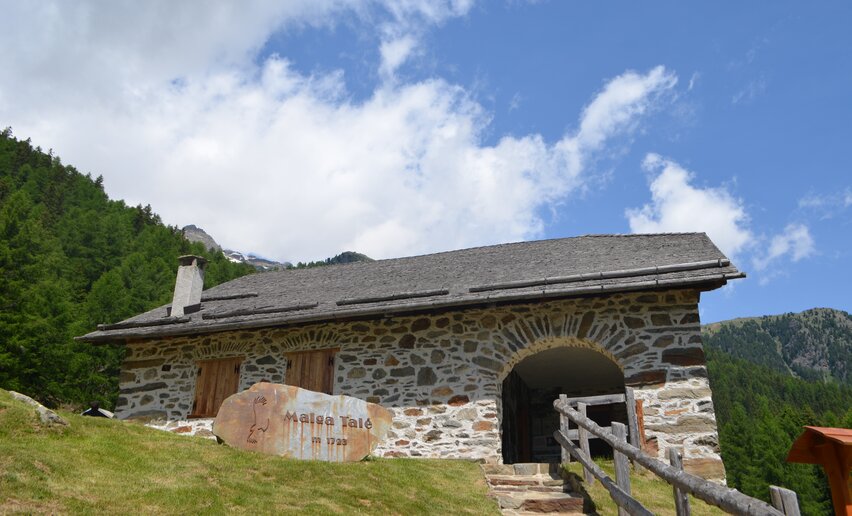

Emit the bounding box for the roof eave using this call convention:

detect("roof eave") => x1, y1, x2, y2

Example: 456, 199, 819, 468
76, 271, 744, 345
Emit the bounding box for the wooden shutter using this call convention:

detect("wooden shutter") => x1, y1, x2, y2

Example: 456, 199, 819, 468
285, 349, 337, 394
190, 357, 242, 418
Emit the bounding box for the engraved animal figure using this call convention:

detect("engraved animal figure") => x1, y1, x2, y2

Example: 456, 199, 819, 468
247, 395, 270, 444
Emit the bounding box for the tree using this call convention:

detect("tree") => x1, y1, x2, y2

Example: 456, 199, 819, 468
0, 131, 255, 408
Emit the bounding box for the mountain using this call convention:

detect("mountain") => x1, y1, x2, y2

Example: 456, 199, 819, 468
703, 308, 852, 385
223, 249, 291, 271
702, 308, 852, 514
181, 224, 373, 271
290, 250, 374, 269
181, 224, 290, 270
181, 224, 221, 251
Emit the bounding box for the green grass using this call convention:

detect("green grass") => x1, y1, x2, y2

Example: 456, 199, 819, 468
0, 389, 747, 515
563, 461, 727, 516
0, 390, 498, 515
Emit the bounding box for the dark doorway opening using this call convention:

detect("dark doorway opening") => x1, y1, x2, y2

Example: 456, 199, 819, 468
501, 347, 626, 464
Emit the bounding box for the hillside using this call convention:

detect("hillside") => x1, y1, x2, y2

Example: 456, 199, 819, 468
0, 389, 745, 515
290, 250, 374, 269
702, 308, 852, 514
703, 308, 852, 384
0, 389, 497, 514
704, 344, 852, 515
0, 130, 256, 410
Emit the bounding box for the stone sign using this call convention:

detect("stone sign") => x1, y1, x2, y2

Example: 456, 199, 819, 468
212, 383, 392, 462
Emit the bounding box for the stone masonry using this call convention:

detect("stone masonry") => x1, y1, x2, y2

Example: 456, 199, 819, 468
116, 288, 724, 479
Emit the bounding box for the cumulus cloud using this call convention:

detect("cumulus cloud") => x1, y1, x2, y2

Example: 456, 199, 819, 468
627, 155, 818, 284
576, 67, 677, 150
0, 2, 675, 261
751, 223, 815, 272
626, 154, 752, 258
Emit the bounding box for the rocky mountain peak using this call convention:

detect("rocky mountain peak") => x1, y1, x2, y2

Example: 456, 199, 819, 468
181, 225, 221, 252
181, 224, 373, 272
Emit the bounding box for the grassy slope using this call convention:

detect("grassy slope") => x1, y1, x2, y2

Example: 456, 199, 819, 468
0, 390, 498, 515
2, 389, 750, 515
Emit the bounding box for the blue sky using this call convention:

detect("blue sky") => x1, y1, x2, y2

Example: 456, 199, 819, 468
1, 1, 850, 322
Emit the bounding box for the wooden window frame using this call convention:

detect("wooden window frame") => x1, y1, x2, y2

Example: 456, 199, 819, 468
189, 356, 244, 418
284, 348, 339, 395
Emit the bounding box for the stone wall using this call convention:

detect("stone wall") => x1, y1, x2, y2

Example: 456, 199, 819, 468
117, 289, 724, 479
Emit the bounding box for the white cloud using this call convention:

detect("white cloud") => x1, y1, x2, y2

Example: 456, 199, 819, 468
798, 193, 828, 209
626, 154, 752, 258
375, 0, 472, 80
0, 2, 676, 262
627, 155, 818, 284
508, 92, 523, 112
687, 72, 699, 91
379, 35, 417, 79
751, 223, 815, 272
731, 77, 767, 105
576, 67, 677, 151
798, 189, 852, 219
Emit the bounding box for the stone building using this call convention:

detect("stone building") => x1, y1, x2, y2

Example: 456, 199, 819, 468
79, 233, 744, 479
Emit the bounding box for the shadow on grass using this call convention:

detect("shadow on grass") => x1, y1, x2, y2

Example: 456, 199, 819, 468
562, 470, 601, 515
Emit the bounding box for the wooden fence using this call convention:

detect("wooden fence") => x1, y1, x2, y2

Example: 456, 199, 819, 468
558, 389, 642, 468
553, 396, 801, 516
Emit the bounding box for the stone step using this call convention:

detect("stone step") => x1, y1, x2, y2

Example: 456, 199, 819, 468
482, 463, 584, 514
487, 476, 543, 487
483, 463, 560, 476
488, 484, 567, 494
527, 485, 570, 493
495, 492, 585, 513
486, 473, 562, 483
486, 474, 568, 494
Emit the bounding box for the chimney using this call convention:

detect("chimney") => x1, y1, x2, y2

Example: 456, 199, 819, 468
170, 255, 207, 317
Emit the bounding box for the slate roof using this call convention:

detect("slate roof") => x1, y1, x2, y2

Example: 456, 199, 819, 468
78, 233, 744, 343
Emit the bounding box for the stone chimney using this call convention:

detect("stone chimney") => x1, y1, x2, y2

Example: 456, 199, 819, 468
170, 255, 207, 317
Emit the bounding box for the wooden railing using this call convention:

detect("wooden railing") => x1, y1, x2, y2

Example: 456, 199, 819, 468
557, 389, 642, 467
553, 396, 801, 516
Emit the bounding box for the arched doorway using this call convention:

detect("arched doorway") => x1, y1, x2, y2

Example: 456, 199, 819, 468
501, 346, 625, 464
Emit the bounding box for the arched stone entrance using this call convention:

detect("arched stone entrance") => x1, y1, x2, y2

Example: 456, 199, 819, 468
500, 340, 626, 464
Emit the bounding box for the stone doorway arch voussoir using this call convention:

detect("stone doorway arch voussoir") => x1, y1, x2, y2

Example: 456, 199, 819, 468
497, 336, 627, 464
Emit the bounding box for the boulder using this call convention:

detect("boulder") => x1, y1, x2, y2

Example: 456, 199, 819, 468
9, 391, 68, 427
213, 383, 392, 462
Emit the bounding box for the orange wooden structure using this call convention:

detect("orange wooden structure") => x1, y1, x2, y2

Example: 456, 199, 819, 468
786, 426, 852, 516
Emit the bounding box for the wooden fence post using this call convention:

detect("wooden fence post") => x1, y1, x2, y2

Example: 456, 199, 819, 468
668, 447, 691, 516
559, 394, 570, 464
612, 422, 631, 516
625, 387, 644, 473
578, 402, 594, 485
769, 486, 801, 516
624, 387, 640, 449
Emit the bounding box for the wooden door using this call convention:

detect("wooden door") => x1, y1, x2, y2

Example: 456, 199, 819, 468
285, 349, 337, 394
190, 357, 242, 418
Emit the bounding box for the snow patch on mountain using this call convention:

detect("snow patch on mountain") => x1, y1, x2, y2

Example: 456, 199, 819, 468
181, 225, 290, 270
